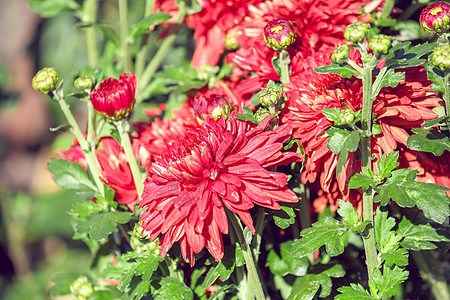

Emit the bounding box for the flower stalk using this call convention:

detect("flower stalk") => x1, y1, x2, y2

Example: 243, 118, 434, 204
135, 0, 155, 79
119, 0, 132, 72
84, 0, 99, 68
228, 210, 265, 300
444, 69, 450, 116
115, 119, 144, 199
279, 49, 291, 87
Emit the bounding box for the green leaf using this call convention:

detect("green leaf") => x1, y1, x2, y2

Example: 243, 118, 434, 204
234, 106, 259, 124
48, 273, 79, 297
130, 280, 151, 300
135, 255, 161, 281
422, 116, 450, 129
407, 128, 450, 156
70, 201, 102, 218
396, 217, 450, 251
322, 108, 341, 123
266, 241, 309, 277
336, 284, 376, 300
380, 248, 409, 267
77, 211, 132, 240
75, 23, 120, 46
374, 208, 401, 254
152, 277, 193, 300
202, 245, 239, 287
377, 152, 400, 180
374, 168, 450, 224
129, 13, 172, 41
290, 217, 348, 258
314, 62, 361, 78
273, 206, 297, 229
348, 173, 378, 190
47, 159, 97, 192
425, 62, 445, 93
372, 265, 409, 298
337, 199, 360, 227
375, 69, 405, 96
327, 129, 360, 175
29, 0, 79, 18
288, 264, 345, 299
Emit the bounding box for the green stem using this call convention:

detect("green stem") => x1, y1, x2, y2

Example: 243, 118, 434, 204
119, 0, 132, 72
135, 0, 155, 78
360, 63, 378, 283
279, 49, 290, 87
227, 210, 265, 300
444, 70, 450, 117
379, 0, 395, 20
137, 1, 186, 102
347, 59, 363, 76
115, 120, 144, 199
251, 207, 265, 262
84, 0, 99, 67
56, 96, 104, 195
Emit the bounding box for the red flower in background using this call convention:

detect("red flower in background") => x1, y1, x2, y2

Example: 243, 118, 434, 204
90, 73, 137, 121
282, 49, 443, 211
139, 114, 300, 264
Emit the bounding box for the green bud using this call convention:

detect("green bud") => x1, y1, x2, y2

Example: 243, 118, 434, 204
431, 44, 450, 71
368, 34, 392, 55
32, 67, 59, 94
331, 44, 351, 63
420, 2, 450, 35
344, 22, 371, 43
225, 30, 241, 50
74, 75, 95, 90
263, 18, 296, 51
257, 87, 281, 106
255, 107, 271, 123
339, 109, 355, 125
70, 276, 93, 298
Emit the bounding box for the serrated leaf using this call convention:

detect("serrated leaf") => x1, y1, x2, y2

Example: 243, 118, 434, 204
135, 255, 161, 281
77, 211, 131, 240
70, 201, 102, 218
377, 152, 400, 180
234, 106, 259, 124
273, 206, 297, 229
130, 280, 151, 300
202, 245, 238, 287
396, 217, 450, 251
407, 128, 450, 156
288, 280, 320, 300
47, 159, 97, 192
422, 116, 450, 129
380, 248, 409, 267
425, 62, 445, 93
372, 265, 409, 298
327, 129, 360, 175
290, 217, 347, 258
153, 277, 193, 300
314, 62, 361, 78
337, 199, 360, 227
29, 0, 79, 18
155, 63, 206, 92
374, 168, 450, 224
336, 284, 376, 300
129, 13, 172, 40
75, 23, 120, 46
266, 241, 309, 277
348, 173, 378, 190
322, 108, 341, 123
374, 208, 400, 254
373, 69, 405, 97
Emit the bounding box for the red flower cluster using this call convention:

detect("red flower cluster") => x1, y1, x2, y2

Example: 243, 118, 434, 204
139, 114, 300, 264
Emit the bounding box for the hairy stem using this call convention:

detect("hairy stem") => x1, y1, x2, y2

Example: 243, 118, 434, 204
135, 0, 155, 78
119, 0, 132, 72
228, 211, 265, 300
251, 207, 265, 262
115, 120, 144, 199
84, 0, 99, 67
444, 69, 450, 117
360, 63, 378, 282
279, 49, 290, 87
379, 0, 395, 20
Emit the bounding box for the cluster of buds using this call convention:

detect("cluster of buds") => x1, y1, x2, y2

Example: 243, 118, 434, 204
130, 222, 161, 256
70, 276, 94, 298
344, 22, 371, 43
431, 44, 450, 71
420, 2, 450, 35
369, 34, 392, 56
90, 72, 137, 121
32, 67, 59, 94
263, 18, 296, 51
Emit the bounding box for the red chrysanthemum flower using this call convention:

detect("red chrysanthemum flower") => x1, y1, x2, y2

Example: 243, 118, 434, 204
281, 49, 442, 209
139, 114, 300, 264
90, 73, 137, 121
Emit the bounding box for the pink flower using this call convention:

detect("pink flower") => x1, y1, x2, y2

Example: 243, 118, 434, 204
139, 114, 300, 264
90, 73, 137, 121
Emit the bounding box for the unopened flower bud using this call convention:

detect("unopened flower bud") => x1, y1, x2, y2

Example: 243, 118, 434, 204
344, 22, 371, 43
225, 30, 241, 50
332, 44, 351, 63
420, 2, 450, 34
90, 72, 136, 121
70, 276, 93, 298
190, 94, 231, 122
339, 109, 355, 125
431, 44, 450, 71
369, 34, 392, 55
263, 18, 296, 51
74, 75, 95, 90
258, 87, 281, 106
32, 67, 59, 94
255, 107, 271, 123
